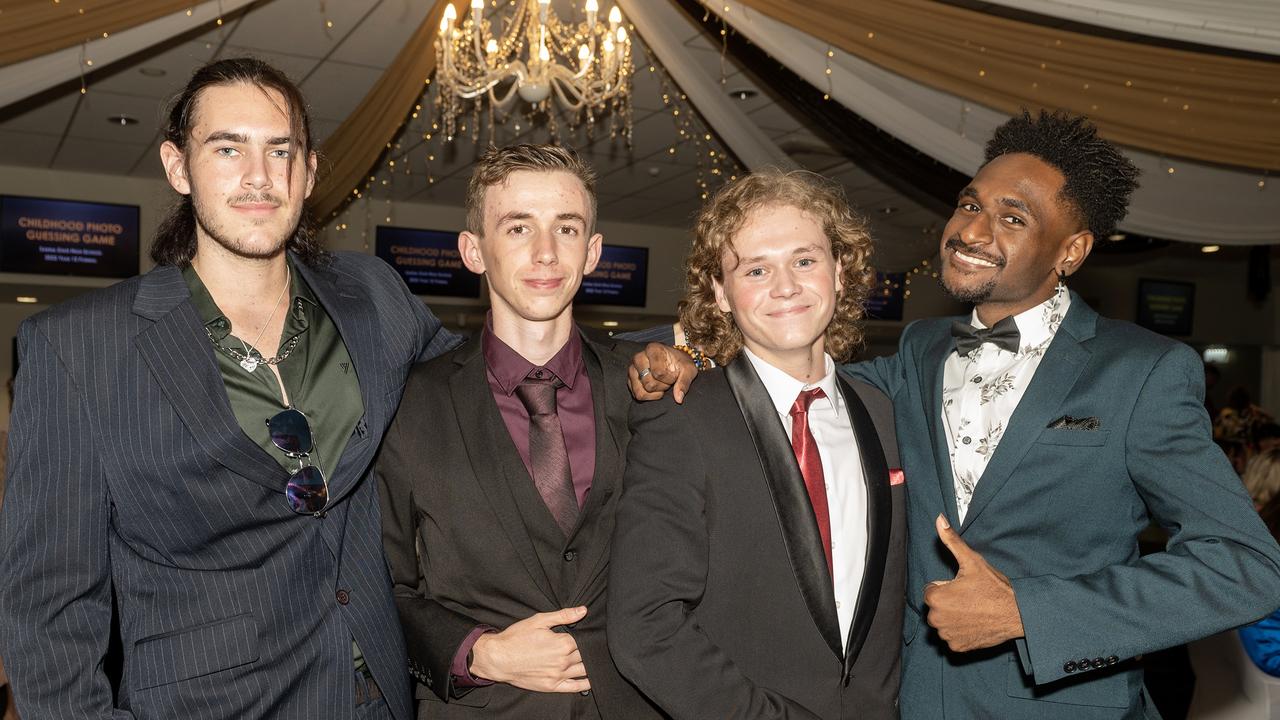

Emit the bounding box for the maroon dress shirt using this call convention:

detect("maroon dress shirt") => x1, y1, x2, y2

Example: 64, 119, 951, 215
449, 321, 597, 687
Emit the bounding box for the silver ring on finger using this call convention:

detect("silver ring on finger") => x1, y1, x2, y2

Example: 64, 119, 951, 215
638, 367, 652, 379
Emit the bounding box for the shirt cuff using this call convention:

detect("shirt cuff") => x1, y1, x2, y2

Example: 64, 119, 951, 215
450, 625, 497, 688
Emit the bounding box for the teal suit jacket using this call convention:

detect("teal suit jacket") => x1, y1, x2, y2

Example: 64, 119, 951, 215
846, 292, 1280, 719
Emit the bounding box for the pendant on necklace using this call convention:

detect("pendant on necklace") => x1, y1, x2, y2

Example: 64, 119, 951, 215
240, 354, 260, 373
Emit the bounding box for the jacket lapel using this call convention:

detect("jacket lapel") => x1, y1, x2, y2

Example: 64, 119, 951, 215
724, 356, 843, 661
448, 336, 558, 605
294, 258, 381, 504
922, 328, 961, 524
834, 374, 891, 677
132, 265, 288, 493
565, 334, 626, 604
959, 295, 1097, 531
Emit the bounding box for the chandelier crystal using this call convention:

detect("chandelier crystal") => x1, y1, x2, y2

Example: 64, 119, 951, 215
434, 0, 635, 142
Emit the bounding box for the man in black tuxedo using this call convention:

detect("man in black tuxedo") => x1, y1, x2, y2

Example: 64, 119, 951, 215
376, 144, 662, 720
608, 169, 905, 719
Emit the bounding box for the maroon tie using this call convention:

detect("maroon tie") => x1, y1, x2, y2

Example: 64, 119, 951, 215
790, 387, 833, 577
515, 375, 578, 536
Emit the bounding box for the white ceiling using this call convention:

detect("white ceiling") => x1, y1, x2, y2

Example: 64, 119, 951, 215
0, 0, 951, 271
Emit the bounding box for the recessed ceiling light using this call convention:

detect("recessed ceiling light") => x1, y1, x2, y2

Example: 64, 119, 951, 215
16, 296, 38, 304
727, 88, 758, 101
880, 206, 898, 215
601, 320, 619, 328
1107, 233, 1126, 241
1201, 244, 1220, 253
138, 67, 167, 77
107, 114, 139, 126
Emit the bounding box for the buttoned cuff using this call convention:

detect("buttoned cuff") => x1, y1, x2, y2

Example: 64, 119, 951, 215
450, 625, 497, 689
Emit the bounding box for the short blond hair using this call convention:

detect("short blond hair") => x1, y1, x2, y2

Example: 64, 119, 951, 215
678, 169, 875, 364
465, 144, 598, 235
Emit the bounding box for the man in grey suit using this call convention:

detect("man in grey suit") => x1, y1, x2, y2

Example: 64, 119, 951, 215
634, 110, 1280, 718
376, 144, 662, 720
0, 58, 460, 719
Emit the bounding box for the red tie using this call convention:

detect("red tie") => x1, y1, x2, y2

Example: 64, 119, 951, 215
790, 387, 833, 577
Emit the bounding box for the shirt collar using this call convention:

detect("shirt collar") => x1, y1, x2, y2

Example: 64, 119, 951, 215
968, 282, 1070, 354
481, 313, 584, 396
743, 347, 839, 417
182, 259, 318, 342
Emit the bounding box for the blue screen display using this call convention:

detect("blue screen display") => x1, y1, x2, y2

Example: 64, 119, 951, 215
375, 225, 481, 298
575, 244, 648, 308
0, 195, 140, 278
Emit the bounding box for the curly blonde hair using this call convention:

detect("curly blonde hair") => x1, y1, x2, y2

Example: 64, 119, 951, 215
679, 169, 875, 364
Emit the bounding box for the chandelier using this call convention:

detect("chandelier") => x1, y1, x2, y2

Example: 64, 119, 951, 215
434, 0, 635, 142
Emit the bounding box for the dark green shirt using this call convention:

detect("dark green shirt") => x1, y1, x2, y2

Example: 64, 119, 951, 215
183, 261, 368, 674
183, 262, 363, 485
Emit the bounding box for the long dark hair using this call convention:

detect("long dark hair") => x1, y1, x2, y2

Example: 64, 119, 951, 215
151, 57, 327, 267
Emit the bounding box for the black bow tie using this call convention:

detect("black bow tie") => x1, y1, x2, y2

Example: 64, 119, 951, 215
951, 316, 1021, 356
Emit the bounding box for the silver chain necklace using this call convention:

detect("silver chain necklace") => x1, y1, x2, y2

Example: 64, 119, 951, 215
206, 277, 295, 373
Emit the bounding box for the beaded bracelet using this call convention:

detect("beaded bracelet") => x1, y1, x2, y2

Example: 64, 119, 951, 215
674, 344, 713, 371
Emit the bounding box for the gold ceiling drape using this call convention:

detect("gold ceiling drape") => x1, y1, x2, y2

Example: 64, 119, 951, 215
310, 0, 446, 220
0, 0, 201, 67
735, 0, 1280, 170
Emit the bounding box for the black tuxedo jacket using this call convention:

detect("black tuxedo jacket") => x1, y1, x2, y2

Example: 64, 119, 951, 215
608, 355, 905, 720
376, 330, 663, 720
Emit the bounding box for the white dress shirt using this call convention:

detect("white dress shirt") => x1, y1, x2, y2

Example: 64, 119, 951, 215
942, 284, 1069, 522
744, 348, 868, 649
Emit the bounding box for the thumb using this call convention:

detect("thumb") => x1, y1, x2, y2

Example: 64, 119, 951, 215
935, 514, 979, 572
539, 606, 588, 628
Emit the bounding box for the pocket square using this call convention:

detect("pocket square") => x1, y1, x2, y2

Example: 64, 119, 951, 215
1047, 415, 1101, 431
889, 468, 905, 486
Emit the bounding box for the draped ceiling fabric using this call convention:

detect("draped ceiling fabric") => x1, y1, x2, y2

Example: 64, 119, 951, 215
705, 1, 1280, 245
734, 0, 1280, 171
0, 0, 203, 67
310, 0, 446, 220
979, 0, 1280, 56
0, 0, 256, 108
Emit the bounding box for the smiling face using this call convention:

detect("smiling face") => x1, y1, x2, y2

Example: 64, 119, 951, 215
459, 169, 602, 328
159, 82, 316, 262
713, 204, 841, 373
940, 152, 1093, 322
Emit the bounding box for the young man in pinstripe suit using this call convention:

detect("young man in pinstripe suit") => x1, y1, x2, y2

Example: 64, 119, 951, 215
0, 58, 461, 720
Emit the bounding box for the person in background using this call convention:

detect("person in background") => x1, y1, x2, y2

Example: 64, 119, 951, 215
1240, 448, 1280, 676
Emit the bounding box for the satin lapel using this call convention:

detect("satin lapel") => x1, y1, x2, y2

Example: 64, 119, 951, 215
922, 328, 960, 524
566, 335, 625, 604
448, 337, 558, 605
959, 300, 1096, 532
834, 375, 890, 677
294, 259, 380, 504
132, 266, 288, 493
724, 357, 842, 661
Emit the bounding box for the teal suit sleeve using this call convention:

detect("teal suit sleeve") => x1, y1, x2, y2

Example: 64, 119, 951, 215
1011, 343, 1280, 685
842, 320, 924, 398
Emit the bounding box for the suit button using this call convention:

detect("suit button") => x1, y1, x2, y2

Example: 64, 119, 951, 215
336, 589, 350, 605
563, 550, 577, 562
1063, 661, 1077, 673
580, 690, 591, 697
1107, 655, 1119, 666
1092, 657, 1105, 669
1078, 658, 1090, 670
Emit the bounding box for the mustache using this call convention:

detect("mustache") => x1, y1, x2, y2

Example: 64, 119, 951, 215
229, 192, 282, 206
944, 236, 1004, 267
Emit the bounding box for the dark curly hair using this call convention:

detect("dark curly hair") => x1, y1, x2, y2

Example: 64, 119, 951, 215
985, 109, 1140, 238
151, 57, 327, 267
679, 169, 875, 365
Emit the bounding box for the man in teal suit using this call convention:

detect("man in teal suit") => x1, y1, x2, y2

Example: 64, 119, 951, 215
630, 110, 1280, 718
843, 110, 1280, 718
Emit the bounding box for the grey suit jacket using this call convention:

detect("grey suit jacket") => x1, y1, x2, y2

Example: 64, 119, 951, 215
377, 329, 664, 720
0, 252, 459, 720
847, 292, 1280, 719
608, 355, 905, 720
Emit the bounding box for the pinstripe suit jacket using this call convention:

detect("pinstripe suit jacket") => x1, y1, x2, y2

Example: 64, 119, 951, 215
0, 251, 459, 720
